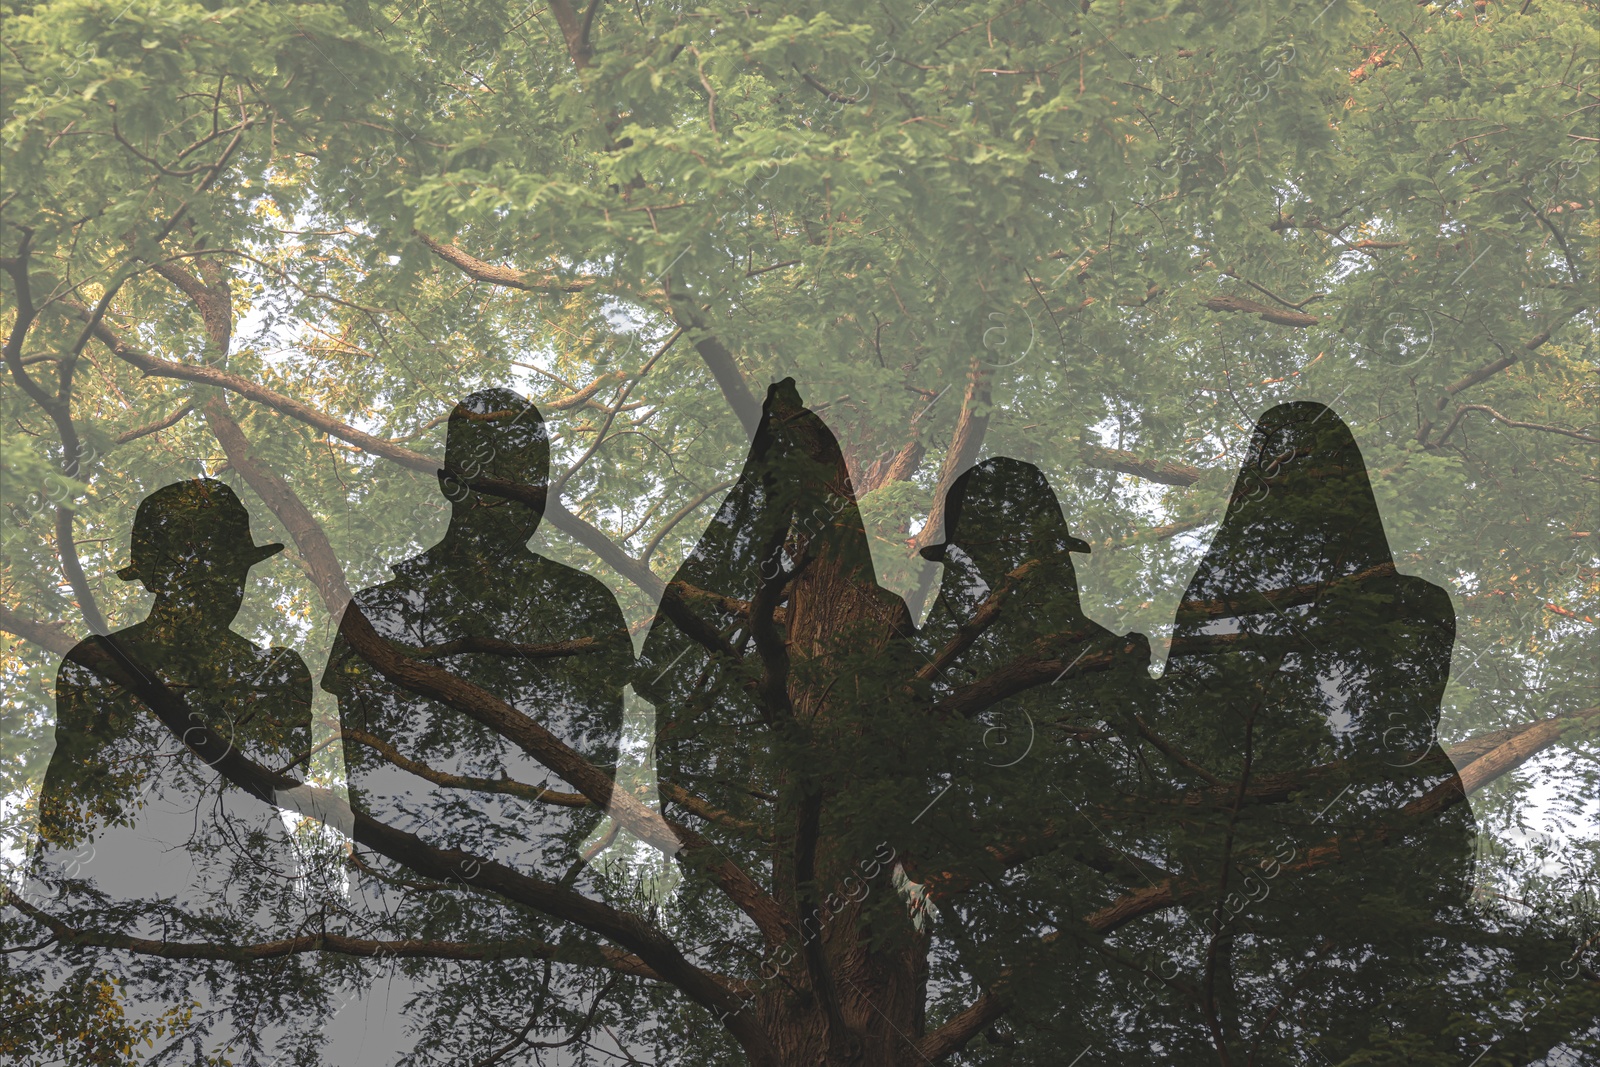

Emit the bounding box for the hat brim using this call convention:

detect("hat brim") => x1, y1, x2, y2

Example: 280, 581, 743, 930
116, 541, 285, 582
921, 537, 1092, 563
250, 541, 287, 563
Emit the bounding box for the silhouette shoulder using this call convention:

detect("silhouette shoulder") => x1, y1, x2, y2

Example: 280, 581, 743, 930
527, 554, 628, 633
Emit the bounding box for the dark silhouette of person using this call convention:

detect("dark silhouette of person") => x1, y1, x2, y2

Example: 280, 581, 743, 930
324, 387, 630, 881
917, 456, 1154, 740
637, 378, 917, 837
9, 478, 316, 1065
318, 389, 631, 1061
28, 478, 313, 919
634, 379, 926, 1063
911, 457, 1155, 997
1132, 401, 1480, 1061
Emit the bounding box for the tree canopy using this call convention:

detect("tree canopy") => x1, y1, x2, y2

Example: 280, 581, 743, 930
2, 0, 1597, 1063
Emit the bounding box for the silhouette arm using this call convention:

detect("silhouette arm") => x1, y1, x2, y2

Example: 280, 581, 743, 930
34, 650, 122, 846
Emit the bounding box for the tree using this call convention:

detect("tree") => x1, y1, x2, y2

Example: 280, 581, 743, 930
2, 0, 1596, 1063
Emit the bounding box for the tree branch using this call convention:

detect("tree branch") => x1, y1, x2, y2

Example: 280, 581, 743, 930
1201, 294, 1320, 328
53, 636, 778, 1064
203, 395, 354, 618
114, 400, 193, 444
336, 605, 795, 946
915, 559, 1041, 683
1078, 704, 1600, 935
664, 294, 764, 438
2, 889, 665, 980
1431, 309, 1581, 411
52, 507, 108, 636
1174, 562, 1399, 622
1077, 442, 1203, 486
915, 355, 992, 553
930, 633, 1140, 720
916, 990, 1009, 1060
1407, 705, 1600, 818
385, 634, 615, 661
546, 0, 595, 69
340, 726, 593, 807
73, 305, 672, 599
1428, 403, 1599, 449
5, 238, 107, 634
416, 231, 598, 294
0, 605, 76, 655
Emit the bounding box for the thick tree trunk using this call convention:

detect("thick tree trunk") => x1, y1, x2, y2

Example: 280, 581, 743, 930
753, 421, 931, 1065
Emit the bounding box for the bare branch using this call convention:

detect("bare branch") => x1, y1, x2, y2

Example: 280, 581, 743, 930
416, 231, 597, 293
915, 559, 1041, 683
917, 991, 1009, 1061
931, 633, 1140, 720
1174, 562, 1399, 622
641, 478, 737, 563
1408, 705, 1600, 818
2, 889, 664, 979
1077, 442, 1203, 486
1202, 294, 1320, 328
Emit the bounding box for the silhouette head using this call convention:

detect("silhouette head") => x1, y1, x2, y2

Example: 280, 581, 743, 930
922, 457, 1090, 577
116, 479, 284, 623
438, 389, 549, 548
1192, 401, 1391, 602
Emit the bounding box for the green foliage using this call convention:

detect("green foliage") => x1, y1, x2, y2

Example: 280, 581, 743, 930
2, 0, 1596, 1061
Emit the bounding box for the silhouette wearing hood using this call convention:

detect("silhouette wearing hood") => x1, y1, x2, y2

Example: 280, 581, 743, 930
634, 380, 928, 1064
1139, 401, 1478, 1061
636, 378, 916, 843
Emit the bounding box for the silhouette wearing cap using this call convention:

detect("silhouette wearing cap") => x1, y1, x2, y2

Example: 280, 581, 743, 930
318, 389, 631, 1055
912, 458, 1154, 933
918, 455, 1153, 715
32, 479, 313, 901
13, 479, 315, 1062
